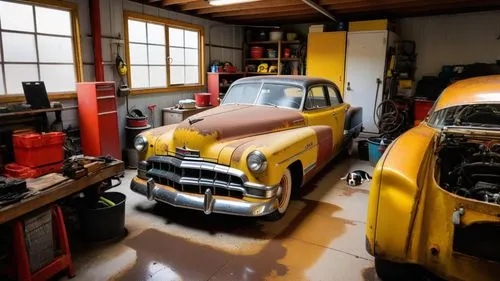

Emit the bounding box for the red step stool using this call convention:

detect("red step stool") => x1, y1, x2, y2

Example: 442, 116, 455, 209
13, 205, 75, 281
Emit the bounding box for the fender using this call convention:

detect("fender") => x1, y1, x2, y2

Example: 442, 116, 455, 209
366, 125, 436, 260
229, 126, 332, 187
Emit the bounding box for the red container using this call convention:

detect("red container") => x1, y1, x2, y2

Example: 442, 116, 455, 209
251, 46, 264, 59
4, 162, 62, 178
283, 48, 291, 58
194, 93, 211, 107
414, 99, 435, 123
13, 132, 65, 168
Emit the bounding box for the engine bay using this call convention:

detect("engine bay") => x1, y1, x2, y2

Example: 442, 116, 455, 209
436, 130, 500, 205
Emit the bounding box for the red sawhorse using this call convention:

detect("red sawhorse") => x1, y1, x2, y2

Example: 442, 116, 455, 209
13, 204, 75, 281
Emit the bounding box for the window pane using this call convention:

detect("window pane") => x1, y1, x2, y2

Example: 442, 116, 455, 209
328, 87, 341, 106
5, 64, 38, 94
185, 49, 198, 66
129, 43, 148, 64
147, 23, 165, 45
130, 65, 149, 88
0, 1, 35, 32
149, 66, 166, 88
128, 20, 146, 43
170, 66, 184, 85
2, 33, 37, 62
38, 35, 74, 63
0, 67, 4, 94
306, 87, 327, 109
40, 64, 76, 92
169, 47, 184, 65
184, 30, 198, 49
185, 66, 199, 84
35, 6, 71, 36
148, 45, 166, 65
169, 27, 184, 47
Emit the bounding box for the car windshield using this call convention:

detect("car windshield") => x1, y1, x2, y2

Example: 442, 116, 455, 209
221, 82, 304, 109
428, 104, 500, 129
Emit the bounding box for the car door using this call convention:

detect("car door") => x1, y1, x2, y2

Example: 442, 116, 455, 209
302, 85, 336, 151
327, 85, 348, 151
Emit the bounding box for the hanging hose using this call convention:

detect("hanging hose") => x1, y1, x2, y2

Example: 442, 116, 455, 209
376, 100, 403, 134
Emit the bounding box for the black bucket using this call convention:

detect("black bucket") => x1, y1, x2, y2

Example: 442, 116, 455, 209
81, 192, 126, 242
357, 140, 369, 161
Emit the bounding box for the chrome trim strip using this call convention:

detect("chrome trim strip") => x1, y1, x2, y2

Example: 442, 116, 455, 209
303, 162, 316, 174
131, 178, 278, 217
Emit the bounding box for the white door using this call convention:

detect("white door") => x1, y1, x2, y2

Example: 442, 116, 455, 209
344, 31, 388, 133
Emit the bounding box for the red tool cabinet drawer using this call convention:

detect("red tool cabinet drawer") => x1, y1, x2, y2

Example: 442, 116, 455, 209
95, 84, 115, 97
97, 97, 116, 113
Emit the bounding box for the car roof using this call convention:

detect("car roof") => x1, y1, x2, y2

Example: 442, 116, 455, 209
434, 75, 500, 111
233, 75, 334, 88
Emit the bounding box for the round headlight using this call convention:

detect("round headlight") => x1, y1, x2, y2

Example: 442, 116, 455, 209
247, 151, 268, 173
134, 135, 148, 152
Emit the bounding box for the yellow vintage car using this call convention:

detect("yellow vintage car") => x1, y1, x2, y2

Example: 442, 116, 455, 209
131, 76, 362, 220
367, 75, 500, 280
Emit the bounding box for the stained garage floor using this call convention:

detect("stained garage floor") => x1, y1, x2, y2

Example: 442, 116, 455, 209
65, 154, 378, 281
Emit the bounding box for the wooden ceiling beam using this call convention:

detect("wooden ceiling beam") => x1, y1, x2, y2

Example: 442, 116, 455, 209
224, 10, 320, 20
188, 0, 304, 14
162, 0, 198, 6
329, 0, 495, 12
211, 4, 308, 17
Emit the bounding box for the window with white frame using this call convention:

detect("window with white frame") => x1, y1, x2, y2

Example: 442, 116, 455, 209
126, 15, 202, 90
0, 0, 78, 95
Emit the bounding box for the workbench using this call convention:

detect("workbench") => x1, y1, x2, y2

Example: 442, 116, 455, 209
0, 160, 124, 225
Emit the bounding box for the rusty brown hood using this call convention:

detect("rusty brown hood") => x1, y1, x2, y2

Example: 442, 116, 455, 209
153, 104, 305, 161
176, 104, 305, 141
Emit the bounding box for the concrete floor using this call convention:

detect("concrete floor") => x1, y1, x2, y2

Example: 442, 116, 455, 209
66, 155, 379, 281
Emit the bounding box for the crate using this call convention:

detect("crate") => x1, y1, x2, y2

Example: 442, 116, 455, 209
13, 132, 65, 168
23, 209, 55, 272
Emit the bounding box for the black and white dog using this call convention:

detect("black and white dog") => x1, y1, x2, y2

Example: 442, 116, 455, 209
341, 170, 372, 186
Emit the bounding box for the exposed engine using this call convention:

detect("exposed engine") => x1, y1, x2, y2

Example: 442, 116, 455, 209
437, 130, 500, 205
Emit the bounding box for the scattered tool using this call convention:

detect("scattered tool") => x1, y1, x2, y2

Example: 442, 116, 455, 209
62, 155, 115, 179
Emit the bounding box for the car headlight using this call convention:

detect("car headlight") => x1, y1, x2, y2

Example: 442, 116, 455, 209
247, 151, 267, 173
134, 135, 148, 152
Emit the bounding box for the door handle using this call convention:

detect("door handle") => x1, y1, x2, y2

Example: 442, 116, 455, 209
346, 82, 352, 91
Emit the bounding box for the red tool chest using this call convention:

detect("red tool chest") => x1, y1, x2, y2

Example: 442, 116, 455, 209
13, 132, 65, 167
77, 82, 121, 159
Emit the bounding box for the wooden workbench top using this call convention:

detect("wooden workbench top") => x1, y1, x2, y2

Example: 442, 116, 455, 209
0, 161, 124, 225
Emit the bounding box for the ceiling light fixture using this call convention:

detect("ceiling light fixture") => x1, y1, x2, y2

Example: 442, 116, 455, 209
208, 0, 259, 6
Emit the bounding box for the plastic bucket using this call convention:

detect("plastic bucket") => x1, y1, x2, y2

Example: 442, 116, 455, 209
81, 192, 126, 242
367, 137, 391, 166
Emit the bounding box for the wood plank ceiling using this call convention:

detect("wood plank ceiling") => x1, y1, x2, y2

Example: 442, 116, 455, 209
137, 0, 500, 24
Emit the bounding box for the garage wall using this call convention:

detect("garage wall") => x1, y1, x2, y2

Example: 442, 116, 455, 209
400, 10, 500, 79
56, 0, 243, 150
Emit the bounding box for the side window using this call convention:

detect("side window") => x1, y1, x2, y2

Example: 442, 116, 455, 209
305, 86, 328, 110
328, 86, 342, 106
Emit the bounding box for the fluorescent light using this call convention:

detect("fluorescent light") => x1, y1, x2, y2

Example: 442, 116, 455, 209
209, 0, 259, 6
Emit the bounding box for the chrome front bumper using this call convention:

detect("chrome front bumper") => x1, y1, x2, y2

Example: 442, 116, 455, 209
131, 177, 279, 217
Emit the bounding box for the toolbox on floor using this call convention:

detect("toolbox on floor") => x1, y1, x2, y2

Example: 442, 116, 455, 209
13, 132, 65, 168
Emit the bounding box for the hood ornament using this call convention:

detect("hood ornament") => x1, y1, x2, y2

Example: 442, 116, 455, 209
188, 117, 204, 125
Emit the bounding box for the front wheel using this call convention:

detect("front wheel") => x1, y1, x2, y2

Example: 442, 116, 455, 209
264, 168, 292, 221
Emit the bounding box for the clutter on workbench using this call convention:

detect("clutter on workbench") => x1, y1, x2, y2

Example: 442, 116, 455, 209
194, 93, 211, 107
3, 132, 66, 179
62, 155, 115, 179
0, 176, 31, 207
177, 99, 196, 109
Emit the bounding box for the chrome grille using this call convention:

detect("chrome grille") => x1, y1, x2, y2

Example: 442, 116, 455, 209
146, 156, 245, 199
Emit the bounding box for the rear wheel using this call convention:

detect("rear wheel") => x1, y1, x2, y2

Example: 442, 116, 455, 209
264, 168, 292, 221
375, 258, 421, 281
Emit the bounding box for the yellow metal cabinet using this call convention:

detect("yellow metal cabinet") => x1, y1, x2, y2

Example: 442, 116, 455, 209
306, 31, 347, 95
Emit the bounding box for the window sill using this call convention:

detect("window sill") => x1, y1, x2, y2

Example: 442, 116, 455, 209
130, 85, 206, 95
0, 93, 77, 103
